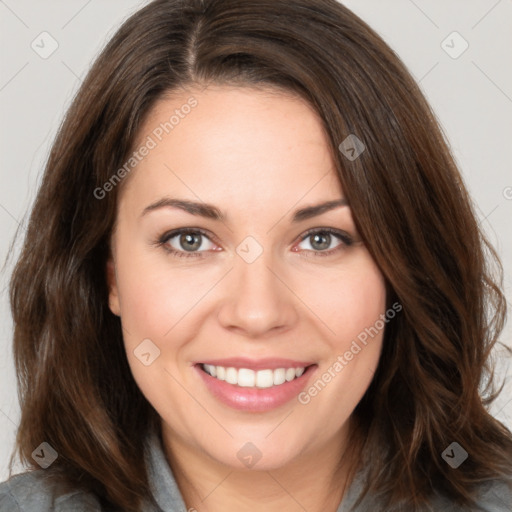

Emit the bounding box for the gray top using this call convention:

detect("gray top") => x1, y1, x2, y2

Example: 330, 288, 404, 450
0, 430, 510, 511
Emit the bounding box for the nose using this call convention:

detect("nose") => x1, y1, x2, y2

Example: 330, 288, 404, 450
216, 250, 299, 339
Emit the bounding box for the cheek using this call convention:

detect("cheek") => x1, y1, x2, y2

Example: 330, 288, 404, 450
304, 255, 387, 346
114, 246, 215, 344
112, 248, 194, 415
298, 265, 386, 425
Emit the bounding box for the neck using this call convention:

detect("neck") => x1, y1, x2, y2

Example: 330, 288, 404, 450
161, 421, 360, 512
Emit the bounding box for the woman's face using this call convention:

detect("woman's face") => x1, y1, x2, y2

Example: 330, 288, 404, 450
107, 85, 387, 470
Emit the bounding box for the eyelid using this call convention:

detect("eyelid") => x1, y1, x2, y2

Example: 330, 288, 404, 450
297, 226, 353, 245
155, 226, 354, 259
157, 227, 219, 254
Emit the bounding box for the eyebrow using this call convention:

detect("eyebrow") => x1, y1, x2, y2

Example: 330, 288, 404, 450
140, 197, 348, 223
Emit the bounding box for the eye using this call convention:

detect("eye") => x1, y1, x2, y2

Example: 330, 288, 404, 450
295, 228, 353, 257
155, 227, 354, 259
157, 228, 217, 258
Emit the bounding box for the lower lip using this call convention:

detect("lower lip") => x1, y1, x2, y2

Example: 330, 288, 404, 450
195, 364, 317, 412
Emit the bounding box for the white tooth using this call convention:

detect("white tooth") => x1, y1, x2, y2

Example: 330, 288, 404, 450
256, 369, 274, 388
204, 364, 216, 377
216, 366, 226, 381
285, 368, 296, 382
238, 368, 255, 387
207, 365, 306, 387
273, 368, 286, 385
225, 367, 238, 385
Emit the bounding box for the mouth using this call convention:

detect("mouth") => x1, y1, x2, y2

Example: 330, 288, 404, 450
200, 363, 309, 388
194, 359, 317, 412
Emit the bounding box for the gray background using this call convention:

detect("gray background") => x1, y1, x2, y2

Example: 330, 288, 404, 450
0, 0, 511, 480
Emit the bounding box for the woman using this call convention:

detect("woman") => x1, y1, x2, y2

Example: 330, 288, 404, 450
1, 0, 511, 510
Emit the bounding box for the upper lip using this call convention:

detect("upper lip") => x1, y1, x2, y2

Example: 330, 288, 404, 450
196, 358, 315, 371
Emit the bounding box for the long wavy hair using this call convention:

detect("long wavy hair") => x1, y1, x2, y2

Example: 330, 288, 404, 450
6, 0, 512, 510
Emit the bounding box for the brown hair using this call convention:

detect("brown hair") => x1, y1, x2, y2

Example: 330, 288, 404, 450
7, 0, 512, 510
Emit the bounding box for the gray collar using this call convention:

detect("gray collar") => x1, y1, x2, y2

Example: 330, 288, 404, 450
143, 428, 188, 512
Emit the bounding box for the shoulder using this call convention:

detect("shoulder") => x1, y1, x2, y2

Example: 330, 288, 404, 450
430, 477, 512, 512
343, 471, 512, 511
0, 470, 102, 512
471, 477, 512, 512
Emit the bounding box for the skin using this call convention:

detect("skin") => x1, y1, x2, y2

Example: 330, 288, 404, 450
107, 85, 387, 512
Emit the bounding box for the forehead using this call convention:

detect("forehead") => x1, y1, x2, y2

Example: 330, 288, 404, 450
119, 85, 342, 211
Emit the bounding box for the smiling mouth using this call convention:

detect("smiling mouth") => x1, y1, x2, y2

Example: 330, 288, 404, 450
199, 363, 313, 389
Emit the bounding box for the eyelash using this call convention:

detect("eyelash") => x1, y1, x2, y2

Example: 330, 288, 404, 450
154, 227, 354, 259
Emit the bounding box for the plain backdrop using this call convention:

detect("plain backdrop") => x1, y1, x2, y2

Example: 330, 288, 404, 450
0, 0, 511, 481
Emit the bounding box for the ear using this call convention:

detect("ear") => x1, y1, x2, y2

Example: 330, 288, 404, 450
106, 257, 121, 316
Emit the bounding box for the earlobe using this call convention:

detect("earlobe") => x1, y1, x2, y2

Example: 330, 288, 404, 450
106, 258, 121, 316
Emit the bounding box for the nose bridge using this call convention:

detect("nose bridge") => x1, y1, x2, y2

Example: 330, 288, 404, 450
216, 240, 298, 336
237, 247, 278, 298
